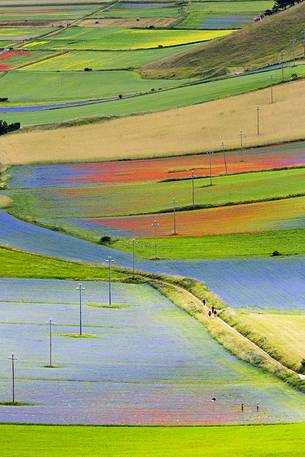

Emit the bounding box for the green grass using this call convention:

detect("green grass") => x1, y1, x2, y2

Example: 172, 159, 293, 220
22, 26, 233, 51
114, 227, 305, 259
3, 423, 305, 456
11, 168, 305, 218
188, 1, 272, 13
1, 62, 303, 127
0, 245, 128, 280
0, 69, 188, 105
143, 1, 305, 78
21, 46, 198, 71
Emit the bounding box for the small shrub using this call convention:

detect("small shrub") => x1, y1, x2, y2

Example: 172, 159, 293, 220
84, 67, 92, 72
0, 98, 8, 102
271, 250, 281, 256
291, 73, 298, 80
300, 359, 305, 373
118, 94, 123, 99
99, 235, 112, 245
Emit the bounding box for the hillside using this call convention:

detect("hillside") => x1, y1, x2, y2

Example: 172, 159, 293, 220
141, 2, 305, 79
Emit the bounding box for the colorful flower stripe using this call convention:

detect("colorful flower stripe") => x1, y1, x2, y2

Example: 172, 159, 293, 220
81, 196, 305, 237
67, 143, 305, 185
0, 50, 31, 60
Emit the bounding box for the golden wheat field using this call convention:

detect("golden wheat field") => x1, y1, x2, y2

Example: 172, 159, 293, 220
1, 78, 305, 165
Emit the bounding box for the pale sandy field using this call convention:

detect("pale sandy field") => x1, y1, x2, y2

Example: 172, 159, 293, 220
1, 78, 305, 165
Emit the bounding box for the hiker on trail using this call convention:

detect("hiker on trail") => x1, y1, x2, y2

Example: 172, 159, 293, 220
241, 402, 244, 413
203, 299, 206, 305
256, 403, 260, 413
208, 310, 212, 317
211, 305, 215, 313
214, 310, 217, 317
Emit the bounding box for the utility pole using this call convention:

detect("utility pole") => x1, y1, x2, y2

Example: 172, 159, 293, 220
256, 106, 260, 137
270, 75, 274, 104
151, 220, 159, 259
291, 37, 297, 67
208, 151, 213, 186
191, 171, 195, 209
240, 129, 244, 157
8, 353, 16, 405
132, 239, 135, 279
106, 257, 114, 305
47, 319, 55, 367
221, 141, 228, 175
172, 198, 177, 235
76, 283, 86, 336
279, 52, 285, 81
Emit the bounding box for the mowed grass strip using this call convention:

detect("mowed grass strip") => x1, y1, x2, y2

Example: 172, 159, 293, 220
10, 168, 305, 219
2, 423, 305, 456
2, 74, 305, 164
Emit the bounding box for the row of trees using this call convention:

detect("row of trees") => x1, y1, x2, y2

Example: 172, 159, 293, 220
0, 120, 20, 135
265, 0, 303, 16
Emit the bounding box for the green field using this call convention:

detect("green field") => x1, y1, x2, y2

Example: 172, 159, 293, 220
114, 227, 305, 259
10, 168, 305, 218
0, 4, 100, 22
1, 62, 303, 126
21, 46, 198, 71
0, 26, 54, 40
22, 26, 234, 50
0, 69, 188, 105
101, 6, 181, 18
2, 423, 305, 456
0, 244, 128, 280
188, 1, 272, 13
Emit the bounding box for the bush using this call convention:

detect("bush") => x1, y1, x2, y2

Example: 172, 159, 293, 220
7, 122, 20, 132
0, 98, 8, 102
300, 359, 305, 373
99, 235, 112, 245
271, 250, 281, 256
84, 67, 92, 72
0, 120, 21, 135
291, 73, 298, 80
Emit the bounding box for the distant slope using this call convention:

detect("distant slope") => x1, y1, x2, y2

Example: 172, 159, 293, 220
141, 2, 305, 79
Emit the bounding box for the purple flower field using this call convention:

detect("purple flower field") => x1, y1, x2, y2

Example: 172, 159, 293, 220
1, 278, 305, 425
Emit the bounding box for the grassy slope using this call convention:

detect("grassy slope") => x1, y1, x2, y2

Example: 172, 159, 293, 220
142, 2, 305, 79
0, 245, 128, 280
9, 168, 305, 218
114, 228, 305, 259
3, 423, 305, 456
